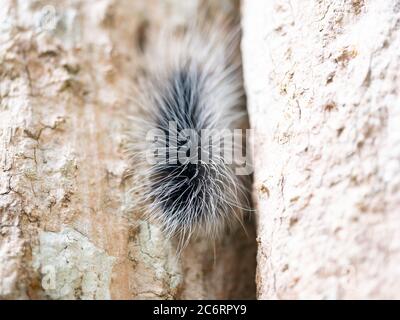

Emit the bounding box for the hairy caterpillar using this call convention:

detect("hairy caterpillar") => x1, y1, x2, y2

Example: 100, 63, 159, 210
125, 13, 252, 248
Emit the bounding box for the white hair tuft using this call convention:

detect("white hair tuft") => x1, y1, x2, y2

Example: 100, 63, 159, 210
125, 14, 252, 249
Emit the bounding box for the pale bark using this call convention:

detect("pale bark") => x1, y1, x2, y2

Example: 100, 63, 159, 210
242, 0, 400, 299
0, 0, 256, 299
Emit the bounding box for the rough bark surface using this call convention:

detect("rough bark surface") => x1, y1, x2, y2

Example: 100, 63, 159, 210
0, 0, 256, 299
242, 0, 400, 299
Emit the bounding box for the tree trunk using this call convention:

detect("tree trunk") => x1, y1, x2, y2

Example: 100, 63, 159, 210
0, 0, 256, 299
242, 0, 400, 299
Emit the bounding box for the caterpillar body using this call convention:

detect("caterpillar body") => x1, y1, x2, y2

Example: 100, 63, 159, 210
126, 15, 252, 247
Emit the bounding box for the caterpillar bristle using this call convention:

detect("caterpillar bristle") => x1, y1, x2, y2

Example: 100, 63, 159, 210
125, 15, 252, 247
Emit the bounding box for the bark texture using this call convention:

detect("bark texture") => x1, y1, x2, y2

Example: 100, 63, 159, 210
242, 0, 400, 299
0, 0, 256, 299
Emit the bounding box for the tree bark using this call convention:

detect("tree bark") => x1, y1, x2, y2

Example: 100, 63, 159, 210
242, 0, 400, 299
0, 0, 256, 299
